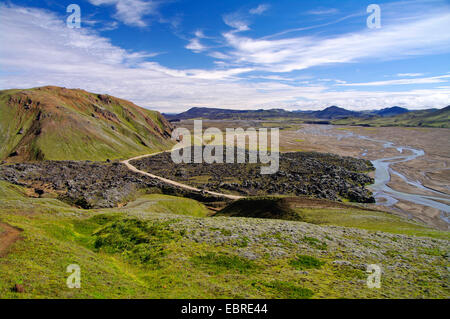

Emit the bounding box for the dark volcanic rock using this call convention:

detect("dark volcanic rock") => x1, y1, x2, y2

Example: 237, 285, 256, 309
131, 147, 375, 203
0, 160, 224, 208
0, 147, 376, 207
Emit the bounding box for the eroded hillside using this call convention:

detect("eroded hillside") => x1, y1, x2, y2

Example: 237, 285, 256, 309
0, 86, 174, 161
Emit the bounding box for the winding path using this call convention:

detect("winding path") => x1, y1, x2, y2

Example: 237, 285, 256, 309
121, 151, 243, 200
0, 222, 22, 257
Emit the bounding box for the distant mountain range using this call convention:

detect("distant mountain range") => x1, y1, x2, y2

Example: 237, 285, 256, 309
165, 105, 412, 121
164, 105, 449, 128
309, 106, 366, 119
372, 106, 410, 117
164, 107, 295, 120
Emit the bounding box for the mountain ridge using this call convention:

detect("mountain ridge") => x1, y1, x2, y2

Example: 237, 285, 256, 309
373, 106, 410, 117
164, 105, 449, 127
0, 86, 174, 161
164, 105, 391, 120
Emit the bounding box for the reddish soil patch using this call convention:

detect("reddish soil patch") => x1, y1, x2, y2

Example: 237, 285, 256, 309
0, 222, 23, 257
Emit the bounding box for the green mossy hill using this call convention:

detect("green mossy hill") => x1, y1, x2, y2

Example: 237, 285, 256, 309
333, 106, 450, 128
0, 86, 174, 161
216, 196, 449, 239
216, 197, 299, 220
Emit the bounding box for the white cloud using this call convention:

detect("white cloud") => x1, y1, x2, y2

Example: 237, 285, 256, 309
307, 8, 339, 15
185, 38, 207, 52
185, 30, 214, 53
223, 12, 250, 32
88, 0, 159, 27
221, 11, 450, 73
261, 13, 363, 40
250, 4, 269, 15
0, 4, 449, 112
194, 30, 205, 38
209, 51, 230, 60
249, 75, 295, 81
397, 73, 424, 77
99, 21, 120, 31
339, 75, 450, 86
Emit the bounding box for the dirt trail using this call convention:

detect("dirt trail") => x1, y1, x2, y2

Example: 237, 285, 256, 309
122, 151, 243, 200
0, 222, 22, 257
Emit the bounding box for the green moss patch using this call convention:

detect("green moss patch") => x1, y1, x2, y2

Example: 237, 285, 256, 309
302, 236, 328, 250
290, 255, 325, 270
191, 252, 259, 274
258, 280, 314, 299
93, 217, 179, 267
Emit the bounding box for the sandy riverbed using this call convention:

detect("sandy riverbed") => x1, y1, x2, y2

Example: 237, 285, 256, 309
174, 120, 450, 230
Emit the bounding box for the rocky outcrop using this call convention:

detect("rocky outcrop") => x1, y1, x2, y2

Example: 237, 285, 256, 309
0, 161, 226, 208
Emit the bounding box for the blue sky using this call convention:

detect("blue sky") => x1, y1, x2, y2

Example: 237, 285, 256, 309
0, 0, 449, 112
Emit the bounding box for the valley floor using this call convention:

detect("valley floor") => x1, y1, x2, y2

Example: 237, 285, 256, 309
1, 122, 449, 299
279, 124, 450, 230
176, 121, 449, 230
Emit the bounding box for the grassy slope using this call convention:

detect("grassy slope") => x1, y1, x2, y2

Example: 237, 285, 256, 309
0, 181, 448, 299
0, 181, 209, 298
216, 197, 449, 240
333, 106, 450, 128
0, 86, 174, 161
